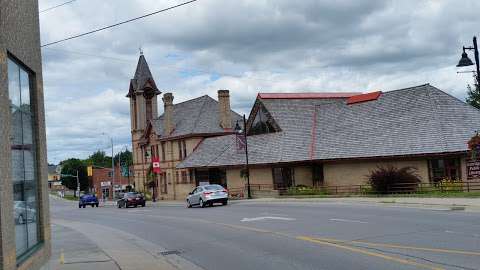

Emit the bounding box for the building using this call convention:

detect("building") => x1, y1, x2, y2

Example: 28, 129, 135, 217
127, 53, 242, 200
178, 84, 480, 196
91, 164, 132, 200
47, 164, 63, 191
0, 1, 51, 269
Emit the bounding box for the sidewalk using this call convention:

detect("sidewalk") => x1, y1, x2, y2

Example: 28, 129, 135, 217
46, 223, 119, 270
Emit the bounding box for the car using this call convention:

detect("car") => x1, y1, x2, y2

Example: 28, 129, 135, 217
117, 192, 146, 208
186, 184, 228, 208
14, 201, 36, 224
79, 194, 99, 208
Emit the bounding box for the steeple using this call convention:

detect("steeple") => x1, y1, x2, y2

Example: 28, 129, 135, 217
126, 54, 161, 97
127, 53, 161, 132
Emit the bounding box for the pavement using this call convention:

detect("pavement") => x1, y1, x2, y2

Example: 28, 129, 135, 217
49, 195, 480, 270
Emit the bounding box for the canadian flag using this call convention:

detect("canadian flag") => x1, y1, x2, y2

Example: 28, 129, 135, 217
152, 157, 161, 174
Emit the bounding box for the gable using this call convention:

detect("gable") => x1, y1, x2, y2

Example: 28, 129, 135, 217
247, 99, 281, 136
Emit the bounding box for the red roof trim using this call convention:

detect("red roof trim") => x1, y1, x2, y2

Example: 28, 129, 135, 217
258, 92, 361, 99
346, 91, 382, 105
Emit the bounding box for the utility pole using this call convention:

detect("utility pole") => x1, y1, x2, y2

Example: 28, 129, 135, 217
111, 137, 115, 199
76, 170, 80, 197
243, 115, 251, 199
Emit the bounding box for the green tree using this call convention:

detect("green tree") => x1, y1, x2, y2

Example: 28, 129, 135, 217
114, 150, 132, 166
85, 150, 111, 168
466, 76, 480, 109
60, 158, 88, 196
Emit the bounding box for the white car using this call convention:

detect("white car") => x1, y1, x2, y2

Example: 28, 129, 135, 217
14, 201, 36, 224
186, 184, 228, 208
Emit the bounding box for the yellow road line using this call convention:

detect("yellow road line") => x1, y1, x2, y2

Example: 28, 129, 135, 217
297, 236, 444, 270
311, 237, 480, 257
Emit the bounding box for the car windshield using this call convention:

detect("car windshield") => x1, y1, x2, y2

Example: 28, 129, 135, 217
126, 193, 138, 198
203, 185, 224, 191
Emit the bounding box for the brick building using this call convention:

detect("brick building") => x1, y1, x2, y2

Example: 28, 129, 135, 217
0, 1, 51, 269
127, 53, 242, 200
92, 165, 132, 200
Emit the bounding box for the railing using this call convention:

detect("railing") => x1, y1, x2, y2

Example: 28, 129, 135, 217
246, 181, 480, 196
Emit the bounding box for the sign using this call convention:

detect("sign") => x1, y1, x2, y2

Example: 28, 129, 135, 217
467, 159, 480, 180
87, 166, 93, 177
152, 157, 161, 174
100, 181, 111, 187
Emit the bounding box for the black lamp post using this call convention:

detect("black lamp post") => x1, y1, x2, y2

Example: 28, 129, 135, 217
457, 36, 480, 85
235, 116, 251, 199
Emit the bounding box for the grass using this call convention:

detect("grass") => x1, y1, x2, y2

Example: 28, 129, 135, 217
50, 192, 78, 201
280, 190, 480, 199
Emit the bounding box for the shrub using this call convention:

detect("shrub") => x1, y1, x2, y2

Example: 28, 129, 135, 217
286, 185, 328, 196
439, 178, 463, 192
367, 166, 421, 194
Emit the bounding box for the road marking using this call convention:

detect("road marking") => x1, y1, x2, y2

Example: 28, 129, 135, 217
240, 216, 296, 222
297, 236, 444, 270
329, 218, 368, 224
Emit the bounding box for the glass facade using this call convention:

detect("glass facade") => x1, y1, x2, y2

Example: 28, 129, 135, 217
8, 57, 39, 257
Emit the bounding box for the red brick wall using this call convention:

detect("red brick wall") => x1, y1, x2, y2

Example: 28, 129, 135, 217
91, 165, 132, 199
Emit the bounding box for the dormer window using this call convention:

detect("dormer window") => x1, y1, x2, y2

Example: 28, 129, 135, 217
248, 103, 279, 136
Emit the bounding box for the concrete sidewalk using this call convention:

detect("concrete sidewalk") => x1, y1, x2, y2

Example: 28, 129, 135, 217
47, 218, 203, 270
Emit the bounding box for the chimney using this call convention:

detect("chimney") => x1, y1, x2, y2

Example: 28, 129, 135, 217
162, 93, 174, 135
218, 90, 232, 129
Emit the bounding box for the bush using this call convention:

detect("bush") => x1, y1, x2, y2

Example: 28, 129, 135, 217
367, 166, 421, 194
286, 185, 328, 196
439, 178, 463, 192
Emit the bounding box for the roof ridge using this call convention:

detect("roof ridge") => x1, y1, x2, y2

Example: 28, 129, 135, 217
190, 95, 210, 133
425, 87, 448, 152
382, 83, 430, 95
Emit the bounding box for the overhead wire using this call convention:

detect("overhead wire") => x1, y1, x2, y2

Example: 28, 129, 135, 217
41, 0, 198, 47
40, 0, 76, 14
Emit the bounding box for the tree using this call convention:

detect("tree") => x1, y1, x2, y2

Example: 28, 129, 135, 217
367, 166, 421, 194
60, 158, 88, 196
85, 150, 112, 168
114, 150, 132, 167
466, 76, 480, 109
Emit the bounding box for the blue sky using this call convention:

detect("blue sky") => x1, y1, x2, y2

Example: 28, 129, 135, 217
39, 0, 480, 164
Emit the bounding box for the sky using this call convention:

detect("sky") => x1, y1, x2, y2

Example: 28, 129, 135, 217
39, 0, 480, 164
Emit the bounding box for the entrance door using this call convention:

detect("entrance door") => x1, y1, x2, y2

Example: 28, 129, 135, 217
102, 187, 110, 200
272, 167, 294, 189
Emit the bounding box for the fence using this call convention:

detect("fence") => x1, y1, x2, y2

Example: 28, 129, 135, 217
247, 181, 480, 196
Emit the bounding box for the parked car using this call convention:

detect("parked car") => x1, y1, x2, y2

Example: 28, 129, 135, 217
117, 192, 146, 208
186, 184, 228, 208
79, 194, 99, 208
14, 201, 36, 224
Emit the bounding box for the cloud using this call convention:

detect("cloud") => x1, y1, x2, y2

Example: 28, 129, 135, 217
39, 0, 480, 163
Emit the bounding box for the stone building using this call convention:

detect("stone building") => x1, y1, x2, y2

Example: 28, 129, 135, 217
0, 1, 50, 269
127, 54, 242, 200
178, 84, 480, 196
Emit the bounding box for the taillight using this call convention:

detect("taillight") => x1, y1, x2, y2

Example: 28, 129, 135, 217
223, 189, 228, 193
203, 191, 213, 195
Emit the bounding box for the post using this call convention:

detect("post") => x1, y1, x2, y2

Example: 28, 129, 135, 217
243, 115, 251, 199
76, 170, 80, 197
111, 137, 115, 199
474, 36, 480, 85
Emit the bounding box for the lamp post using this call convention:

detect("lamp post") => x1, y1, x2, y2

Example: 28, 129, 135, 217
457, 36, 480, 85
235, 115, 251, 199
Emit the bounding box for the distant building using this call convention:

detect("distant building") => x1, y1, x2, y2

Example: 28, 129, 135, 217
178, 84, 480, 196
0, 1, 51, 269
48, 164, 63, 191
91, 164, 132, 200
127, 54, 242, 200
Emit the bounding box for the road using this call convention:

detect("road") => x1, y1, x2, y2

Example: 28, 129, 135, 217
50, 198, 480, 270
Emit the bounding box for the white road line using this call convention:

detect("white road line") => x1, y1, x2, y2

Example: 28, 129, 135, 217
329, 218, 368, 224
241, 216, 296, 222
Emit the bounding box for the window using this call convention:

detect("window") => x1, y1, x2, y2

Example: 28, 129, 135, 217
181, 171, 187, 184
175, 171, 179, 184
178, 141, 182, 159
182, 140, 187, 159
429, 158, 460, 183
150, 145, 155, 158
8, 57, 40, 257
189, 169, 195, 184
161, 142, 166, 161
248, 103, 278, 136
272, 167, 294, 189
108, 171, 113, 177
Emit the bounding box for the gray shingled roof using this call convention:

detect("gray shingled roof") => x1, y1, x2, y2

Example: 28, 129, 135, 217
151, 95, 243, 138
127, 54, 160, 97
177, 84, 480, 168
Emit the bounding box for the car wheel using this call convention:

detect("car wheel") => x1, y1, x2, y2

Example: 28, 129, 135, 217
186, 199, 192, 208
117, 203, 122, 208
134, 204, 138, 208
91, 204, 94, 207
142, 203, 146, 207
83, 205, 86, 208
96, 203, 99, 207
79, 204, 82, 209
222, 201, 228, 206
199, 199, 205, 208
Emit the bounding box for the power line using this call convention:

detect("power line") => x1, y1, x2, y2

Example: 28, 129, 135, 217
41, 0, 198, 47
40, 0, 76, 14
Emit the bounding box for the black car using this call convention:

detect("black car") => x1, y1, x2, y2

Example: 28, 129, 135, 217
117, 192, 146, 208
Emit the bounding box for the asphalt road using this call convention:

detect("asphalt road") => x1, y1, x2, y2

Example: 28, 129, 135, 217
50, 198, 480, 270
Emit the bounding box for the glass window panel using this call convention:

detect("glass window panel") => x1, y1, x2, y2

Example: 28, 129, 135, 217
20, 69, 30, 106
8, 57, 39, 257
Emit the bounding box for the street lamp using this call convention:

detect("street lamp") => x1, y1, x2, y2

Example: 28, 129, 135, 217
235, 116, 251, 199
457, 36, 480, 85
